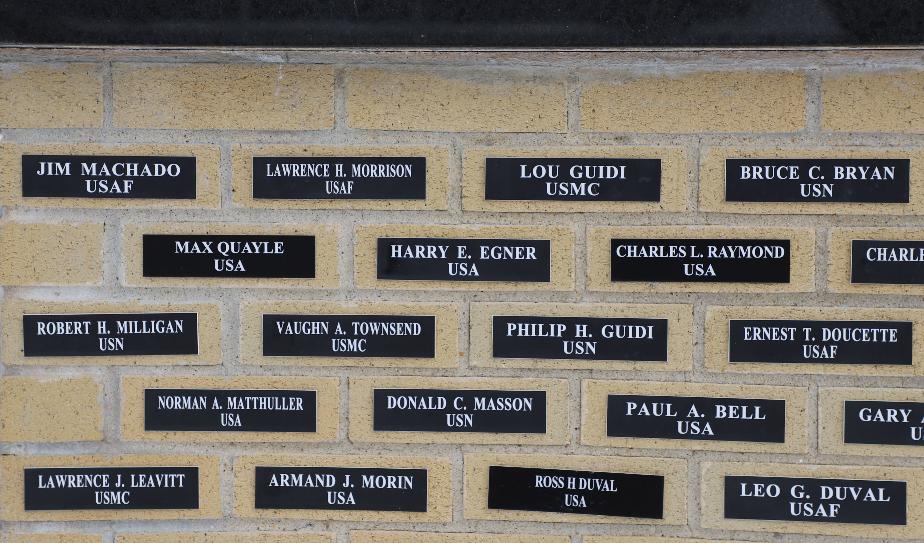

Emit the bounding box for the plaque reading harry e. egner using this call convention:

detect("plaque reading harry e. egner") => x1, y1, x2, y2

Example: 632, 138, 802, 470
610, 239, 790, 282
852, 240, 924, 284
23, 155, 196, 199
377, 238, 551, 282
485, 158, 661, 201
255, 467, 427, 511
144, 389, 316, 432
373, 389, 546, 433
844, 401, 924, 446
24, 466, 198, 510
143, 235, 315, 278
263, 314, 435, 357
253, 156, 426, 200
22, 313, 198, 357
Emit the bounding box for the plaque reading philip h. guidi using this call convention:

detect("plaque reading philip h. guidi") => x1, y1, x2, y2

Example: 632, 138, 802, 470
485, 158, 661, 202
377, 238, 551, 282
142, 235, 315, 278
255, 466, 427, 511
373, 389, 546, 433
24, 466, 199, 510
851, 240, 924, 284
253, 156, 426, 200
844, 400, 924, 446
144, 389, 317, 432
22, 155, 197, 199
262, 314, 436, 357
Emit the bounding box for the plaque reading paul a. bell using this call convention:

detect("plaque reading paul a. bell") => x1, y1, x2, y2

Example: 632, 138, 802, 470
377, 238, 551, 282
262, 314, 436, 357
22, 155, 196, 199
484, 158, 661, 202
851, 240, 924, 284
144, 389, 317, 432
142, 235, 315, 278
253, 156, 426, 200
254, 466, 427, 511
372, 389, 546, 433
844, 400, 924, 446
24, 466, 198, 510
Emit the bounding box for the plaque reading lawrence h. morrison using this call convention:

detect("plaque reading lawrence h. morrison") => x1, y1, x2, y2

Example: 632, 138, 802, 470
844, 400, 924, 446
143, 235, 315, 278
852, 240, 924, 284
22, 312, 198, 357
144, 389, 316, 432
263, 314, 435, 357
24, 466, 198, 510
725, 159, 910, 203
729, 320, 913, 365
22, 155, 196, 199
607, 395, 786, 443
255, 466, 427, 511
253, 156, 426, 200
725, 476, 906, 525
377, 238, 551, 282
488, 466, 663, 518
611, 239, 790, 282
492, 316, 668, 361
485, 158, 661, 202
373, 389, 546, 433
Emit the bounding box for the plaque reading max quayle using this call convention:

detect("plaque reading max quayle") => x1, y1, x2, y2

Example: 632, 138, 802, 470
377, 238, 551, 281
253, 156, 426, 200
844, 400, 924, 446
852, 240, 924, 284
263, 314, 435, 357
611, 239, 790, 282
22, 313, 198, 357
485, 158, 661, 202
373, 389, 546, 433
255, 466, 427, 511
144, 389, 317, 432
22, 155, 196, 199
143, 235, 315, 278
24, 466, 198, 510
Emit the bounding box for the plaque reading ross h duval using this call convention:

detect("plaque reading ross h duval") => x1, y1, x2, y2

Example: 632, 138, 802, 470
144, 389, 317, 432
24, 466, 198, 510
263, 314, 436, 358
485, 158, 660, 202
377, 238, 551, 281
253, 156, 426, 200
255, 466, 427, 511
373, 389, 546, 433
143, 235, 315, 278
22, 155, 196, 199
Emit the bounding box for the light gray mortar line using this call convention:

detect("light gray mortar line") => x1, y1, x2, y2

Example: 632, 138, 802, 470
574, 223, 587, 295
688, 455, 702, 531
102, 60, 114, 129
341, 224, 355, 292
817, 226, 830, 294
809, 383, 820, 457
219, 141, 234, 210
690, 136, 702, 219
338, 376, 349, 442
691, 301, 707, 378
333, 66, 347, 131
805, 70, 823, 134
451, 447, 465, 522
104, 219, 122, 287
568, 377, 581, 452
566, 73, 581, 134
448, 138, 464, 216
220, 454, 235, 519
222, 290, 242, 372
459, 301, 472, 370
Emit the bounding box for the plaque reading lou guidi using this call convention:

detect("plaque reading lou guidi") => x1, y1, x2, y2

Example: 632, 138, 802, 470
142, 235, 315, 278
24, 466, 198, 510
610, 239, 790, 283
144, 389, 316, 432
488, 466, 663, 518
262, 314, 435, 357
844, 400, 924, 446
729, 319, 912, 365
253, 156, 426, 200
377, 238, 551, 282
607, 395, 786, 443
22, 313, 198, 357
255, 466, 427, 511
725, 476, 906, 525
22, 155, 196, 199
484, 158, 661, 202
492, 316, 668, 361
725, 159, 910, 203
851, 240, 924, 284
373, 389, 546, 433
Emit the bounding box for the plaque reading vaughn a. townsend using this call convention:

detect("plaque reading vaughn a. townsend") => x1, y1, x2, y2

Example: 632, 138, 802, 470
142, 235, 315, 278
484, 158, 661, 202
844, 400, 924, 446
144, 389, 317, 432
22, 155, 196, 199
254, 466, 427, 511
372, 389, 546, 433
851, 240, 924, 284
252, 156, 426, 200
377, 238, 551, 282
22, 313, 198, 357
24, 466, 199, 510
262, 314, 435, 357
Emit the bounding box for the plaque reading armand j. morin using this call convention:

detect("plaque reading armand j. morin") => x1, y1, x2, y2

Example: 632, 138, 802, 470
253, 156, 426, 200
22, 155, 197, 199
254, 466, 427, 511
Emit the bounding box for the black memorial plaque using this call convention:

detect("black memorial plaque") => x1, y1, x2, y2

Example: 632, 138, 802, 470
606, 395, 786, 443
24, 466, 198, 510
729, 319, 913, 365
725, 159, 910, 203
487, 465, 663, 518
22, 312, 198, 357
492, 316, 668, 361
262, 314, 435, 358
377, 237, 551, 282
725, 476, 906, 525
372, 388, 546, 433
851, 240, 924, 284
252, 156, 426, 200
22, 155, 196, 199
144, 389, 317, 432
142, 235, 315, 278
844, 400, 924, 446
610, 238, 790, 283
254, 466, 427, 511
484, 157, 661, 202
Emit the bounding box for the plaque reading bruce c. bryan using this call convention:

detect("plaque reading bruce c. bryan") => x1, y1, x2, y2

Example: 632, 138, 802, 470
22, 313, 198, 357
488, 466, 663, 518
377, 238, 551, 282
255, 466, 427, 511
253, 156, 426, 200
373, 389, 546, 433
24, 466, 198, 510
262, 314, 436, 358
729, 319, 913, 365
606, 395, 785, 443
851, 240, 924, 284
22, 155, 196, 199
142, 235, 315, 278
844, 400, 924, 446
485, 158, 661, 202
725, 159, 910, 203
725, 476, 906, 525
144, 389, 316, 432
610, 239, 790, 283
492, 316, 668, 361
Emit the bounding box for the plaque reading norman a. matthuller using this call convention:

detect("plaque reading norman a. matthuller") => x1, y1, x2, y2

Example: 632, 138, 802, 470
373, 389, 546, 433
377, 238, 551, 281
144, 389, 316, 432
255, 466, 427, 511
142, 235, 315, 278
851, 240, 924, 284
263, 314, 435, 357
844, 400, 924, 446
22, 155, 196, 199
252, 156, 426, 200
24, 466, 198, 510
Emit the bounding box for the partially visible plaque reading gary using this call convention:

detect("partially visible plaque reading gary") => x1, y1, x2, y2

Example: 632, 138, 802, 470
725, 159, 910, 203
263, 314, 436, 358
377, 238, 551, 282
852, 240, 924, 284
253, 156, 426, 200
373, 389, 546, 433
485, 158, 661, 202
24, 466, 198, 510
22, 155, 196, 199
610, 239, 790, 282
255, 466, 427, 511
143, 235, 315, 278
22, 313, 198, 357
144, 389, 317, 432
844, 400, 924, 446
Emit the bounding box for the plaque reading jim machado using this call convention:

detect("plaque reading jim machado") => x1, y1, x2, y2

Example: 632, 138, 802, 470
143, 235, 315, 278
610, 239, 790, 282
22, 155, 196, 199
844, 400, 924, 446
255, 466, 427, 511
22, 312, 198, 356
263, 314, 435, 357
253, 156, 426, 200
24, 466, 198, 510
373, 389, 546, 433
377, 238, 551, 282
485, 158, 660, 201
144, 389, 316, 432
852, 240, 924, 284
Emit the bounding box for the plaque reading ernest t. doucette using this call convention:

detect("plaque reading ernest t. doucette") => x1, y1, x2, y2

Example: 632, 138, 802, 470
22, 155, 196, 199
144, 389, 317, 432
610, 239, 791, 282
254, 466, 427, 511
22, 313, 199, 357
377, 238, 551, 282
253, 156, 426, 200
844, 400, 924, 446
24, 466, 199, 510
372, 389, 546, 433
142, 235, 315, 278
851, 240, 924, 284
484, 158, 661, 202
262, 314, 436, 357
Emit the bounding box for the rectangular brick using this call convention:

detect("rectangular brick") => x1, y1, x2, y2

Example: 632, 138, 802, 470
823, 71, 924, 133
4, 535, 102, 543
121, 376, 339, 442
462, 146, 689, 213
701, 461, 924, 538
582, 380, 808, 453
706, 305, 924, 376
113, 63, 334, 130
464, 453, 686, 524
234, 454, 451, 522
351, 532, 568, 543
355, 225, 575, 291
581, 71, 805, 133
470, 302, 692, 371
0, 63, 102, 128
829, 227, 924, 294
118, 534, 332, 543
0, 377, 102, 443
820, 387, 924, 457
587, 226, 815, 293
0, 221, 103, 286
0, 455, 220, 521
347, 69, 566, 132
349, 377, 569, 445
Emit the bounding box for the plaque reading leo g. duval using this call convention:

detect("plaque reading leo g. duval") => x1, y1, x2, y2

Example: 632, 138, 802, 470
24, 466, 198, 510
23, 155, 196, 198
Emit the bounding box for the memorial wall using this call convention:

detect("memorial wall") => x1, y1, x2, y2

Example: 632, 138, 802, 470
1, 46, 924, 543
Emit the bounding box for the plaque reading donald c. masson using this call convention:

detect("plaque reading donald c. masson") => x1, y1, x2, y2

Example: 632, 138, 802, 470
372, 389, 547, 433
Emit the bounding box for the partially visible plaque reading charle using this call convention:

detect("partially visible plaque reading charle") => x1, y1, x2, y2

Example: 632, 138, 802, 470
253, 156, 426, 199
851, 240, 924, 284
485, 158, 660, 201
22, 155, 196, 199
611, 239, 790, 282
377, 238, 551, 281
143, 235, 315, 278
255, 466, 427, 511
24, 466, 199, 510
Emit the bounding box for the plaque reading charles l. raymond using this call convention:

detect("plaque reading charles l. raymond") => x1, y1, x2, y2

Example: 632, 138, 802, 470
24, 466, 199, 510
262, 314, 436, 357
22, 155, 197, 199
253, 156, 426, 200
255, 466, 427, 511
22, 313, 199, 357
373, 389, 546, 433
844, 400, 924, 446
144, 389, 317, 432
851, 240, 924, 284
142, 235, 315, 278
377, 238, 551, 282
